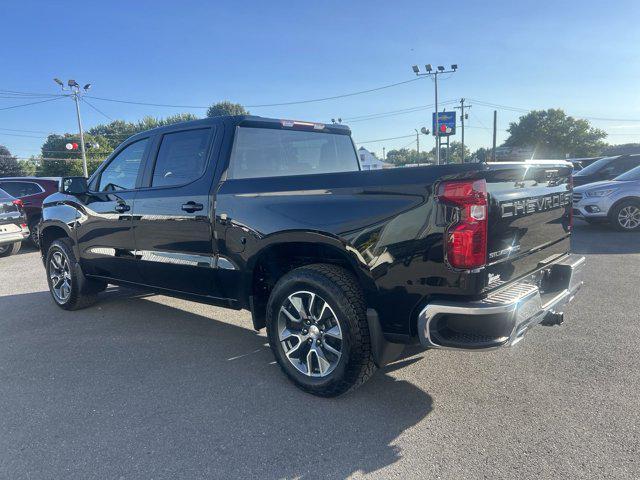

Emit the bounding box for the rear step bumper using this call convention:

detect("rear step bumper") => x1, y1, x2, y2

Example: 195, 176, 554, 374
417, 254, 585, 350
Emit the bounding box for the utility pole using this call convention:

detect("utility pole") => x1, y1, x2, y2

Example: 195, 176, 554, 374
455, 98, 471, 163
412, 64, 458, 165
53, 78, 92, 177
382, 146, 386, 161
492, 110, 497, 162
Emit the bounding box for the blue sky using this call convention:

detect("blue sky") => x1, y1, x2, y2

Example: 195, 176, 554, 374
1, 0, 639, 158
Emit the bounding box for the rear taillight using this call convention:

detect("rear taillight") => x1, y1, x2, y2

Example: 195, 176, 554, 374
437, 179, 488, 270
12, 199, 23, 209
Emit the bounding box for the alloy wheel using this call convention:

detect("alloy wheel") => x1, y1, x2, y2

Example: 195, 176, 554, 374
277, 291, 343, 377
617, 205, 640, 230
49, 250, 72, 302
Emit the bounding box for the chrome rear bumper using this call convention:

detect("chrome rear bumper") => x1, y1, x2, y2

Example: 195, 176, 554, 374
418, 254, 585, 350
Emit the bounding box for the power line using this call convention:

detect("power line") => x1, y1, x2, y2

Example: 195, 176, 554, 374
82, 97, 115, 121
82, 77, 425, 109
356, 134, 416, 144
0, 89, 62, 97
0, 96, 65, 111
470, 98, 640, 122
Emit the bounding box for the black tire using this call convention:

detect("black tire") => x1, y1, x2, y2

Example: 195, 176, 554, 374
28, 220, 40, 248
45, 238, 105, 310
609, 200, 640, 232
266, 264, 376, 397
0, 241, 21, 257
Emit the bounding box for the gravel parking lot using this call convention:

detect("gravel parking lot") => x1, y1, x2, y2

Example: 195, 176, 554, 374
0, 223, 638, 479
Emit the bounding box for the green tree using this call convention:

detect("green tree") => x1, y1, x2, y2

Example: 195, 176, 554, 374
206, 101, 248, 118
38, 112, 200, 177
428, 141, 470, 163
472, 147, 491, 162
503, 109, 607, 158
38, 134, 105, 177
602, 143, 640, 156
385, 148, 432, 166
0, 145, 23, 177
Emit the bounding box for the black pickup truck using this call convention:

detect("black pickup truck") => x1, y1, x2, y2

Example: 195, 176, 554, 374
39, 115, 585, 396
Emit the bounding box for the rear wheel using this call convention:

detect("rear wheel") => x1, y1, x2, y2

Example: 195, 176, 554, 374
0, 241, 21, 257
610, 200, 640, 231
46, 238, 105, 310
266, 264, 376, 397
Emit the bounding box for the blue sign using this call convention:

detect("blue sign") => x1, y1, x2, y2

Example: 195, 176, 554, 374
432, 111, 456, 136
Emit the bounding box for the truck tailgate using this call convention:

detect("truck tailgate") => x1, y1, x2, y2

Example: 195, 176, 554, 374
483, 162, 573, 289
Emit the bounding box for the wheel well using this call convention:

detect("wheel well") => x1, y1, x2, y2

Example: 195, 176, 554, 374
40, 226, 68, 255
250, 242, 362, 330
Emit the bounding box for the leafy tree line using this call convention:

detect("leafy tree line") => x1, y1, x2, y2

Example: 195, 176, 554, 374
0, 102, 249, 178
385, 141, 471, 166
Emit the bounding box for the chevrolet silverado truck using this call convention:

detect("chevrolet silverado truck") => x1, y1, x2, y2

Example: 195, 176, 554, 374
39, 115, 585, 397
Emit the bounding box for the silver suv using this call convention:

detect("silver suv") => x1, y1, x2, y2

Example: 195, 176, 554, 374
573, 165, 640, 231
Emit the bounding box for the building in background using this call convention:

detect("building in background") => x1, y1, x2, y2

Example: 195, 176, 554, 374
358, 147, 392, 170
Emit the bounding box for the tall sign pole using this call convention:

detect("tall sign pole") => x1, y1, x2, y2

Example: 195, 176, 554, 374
412, 64, 458, 165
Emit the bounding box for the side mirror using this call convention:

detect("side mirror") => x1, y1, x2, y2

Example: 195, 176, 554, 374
59, 176, 88, 195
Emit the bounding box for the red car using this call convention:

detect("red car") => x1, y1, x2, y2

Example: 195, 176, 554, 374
0, 177, 60, 247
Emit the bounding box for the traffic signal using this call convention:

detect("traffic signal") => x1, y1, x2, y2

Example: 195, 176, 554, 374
65, 142, 79, 150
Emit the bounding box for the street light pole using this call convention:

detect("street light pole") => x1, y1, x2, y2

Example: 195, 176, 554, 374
53, 78, 92, 177
414, 129, 420, 155
71, 91, 88, 177
412, 64, 458, 165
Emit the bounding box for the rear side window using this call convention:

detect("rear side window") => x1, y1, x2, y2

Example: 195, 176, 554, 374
0, 181, 42, 197
151, 128, 212, 187
228, 127, 359, 179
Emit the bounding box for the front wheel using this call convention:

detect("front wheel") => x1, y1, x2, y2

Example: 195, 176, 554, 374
45, 238, 104, 310
610, 200, 640, 231
266, 264, 376, 397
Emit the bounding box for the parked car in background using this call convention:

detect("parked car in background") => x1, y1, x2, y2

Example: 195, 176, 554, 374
0, 177, 60, 247
572, 154, 640, 186
568, 157, 602, 171
0, 187, 29, 257
573, 165, 640, 231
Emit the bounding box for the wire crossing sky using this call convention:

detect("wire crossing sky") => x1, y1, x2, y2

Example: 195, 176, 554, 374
1, 0, 639, 158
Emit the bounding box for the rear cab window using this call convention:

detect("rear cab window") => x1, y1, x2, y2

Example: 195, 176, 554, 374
228, 127, 359, 179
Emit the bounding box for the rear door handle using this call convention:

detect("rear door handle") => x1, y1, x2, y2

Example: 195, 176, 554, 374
182, 201, 204, 213
115, 203, 130, 213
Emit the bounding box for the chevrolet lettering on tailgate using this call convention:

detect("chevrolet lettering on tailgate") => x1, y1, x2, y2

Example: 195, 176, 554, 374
501, 192, 571, 218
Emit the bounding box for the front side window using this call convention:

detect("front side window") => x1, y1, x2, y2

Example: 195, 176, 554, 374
97, 139, 148, 192
151, 129, 211, 187
0, 181, 42, 197
228, 127, 359, 179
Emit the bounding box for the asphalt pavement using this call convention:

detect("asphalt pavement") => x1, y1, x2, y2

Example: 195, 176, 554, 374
0, 222, 638, 479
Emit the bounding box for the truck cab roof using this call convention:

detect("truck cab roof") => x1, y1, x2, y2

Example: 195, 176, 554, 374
126, 115, 351, 143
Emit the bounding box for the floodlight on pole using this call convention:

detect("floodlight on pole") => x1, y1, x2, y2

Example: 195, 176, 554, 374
411, 63, 459, 164
52, 77, 94, 177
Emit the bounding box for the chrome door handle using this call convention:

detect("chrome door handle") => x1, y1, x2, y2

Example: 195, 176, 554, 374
182, 201, 203, 213
115, 203, 130, 213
